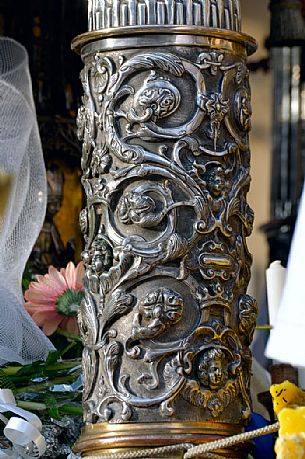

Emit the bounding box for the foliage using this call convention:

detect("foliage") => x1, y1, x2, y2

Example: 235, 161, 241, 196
0, 342, 82, 421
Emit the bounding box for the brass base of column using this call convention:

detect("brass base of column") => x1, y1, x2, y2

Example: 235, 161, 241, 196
74, 422, 251, 458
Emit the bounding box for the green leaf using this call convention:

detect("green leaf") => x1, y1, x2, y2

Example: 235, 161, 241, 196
45, 343, 77, 366
44, 393, 61, 420
46, 350, 62, 366
59, 404, 83, 416
61, 341, 78, 357
14, 360, 44, 378
0, 369, 15, 390
56, 328, 83, 343
22, 266, 36, 293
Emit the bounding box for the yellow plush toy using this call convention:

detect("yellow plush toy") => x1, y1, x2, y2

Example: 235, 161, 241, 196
270, 381, 305, 459
270, 380, 305, 415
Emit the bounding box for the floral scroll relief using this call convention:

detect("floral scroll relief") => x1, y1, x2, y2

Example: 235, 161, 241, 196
77, 48, 256, 424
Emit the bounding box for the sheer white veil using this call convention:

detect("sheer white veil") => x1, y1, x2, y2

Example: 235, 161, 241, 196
0, 37, 54, 365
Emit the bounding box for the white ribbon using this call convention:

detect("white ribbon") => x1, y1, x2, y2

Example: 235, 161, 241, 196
0, 389, 46, 458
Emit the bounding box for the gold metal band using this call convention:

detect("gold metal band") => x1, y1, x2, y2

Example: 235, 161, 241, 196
72, 26, 257, 55
75, 421, 246, 456
78, 35, 248, 59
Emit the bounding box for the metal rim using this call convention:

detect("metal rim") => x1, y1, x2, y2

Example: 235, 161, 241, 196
72, 25, 257, 55
80, 34, 248, 57
74, 421, 245, 454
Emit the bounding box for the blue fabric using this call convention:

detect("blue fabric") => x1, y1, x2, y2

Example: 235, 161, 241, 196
246, 413, 275, 459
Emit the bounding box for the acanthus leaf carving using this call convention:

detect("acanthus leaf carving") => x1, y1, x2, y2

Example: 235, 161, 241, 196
120, 52, 185, 77
100, 289, 134, 335
78, 46, 255, 426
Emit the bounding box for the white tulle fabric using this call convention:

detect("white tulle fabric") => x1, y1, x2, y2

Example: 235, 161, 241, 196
0, 37, 54, 365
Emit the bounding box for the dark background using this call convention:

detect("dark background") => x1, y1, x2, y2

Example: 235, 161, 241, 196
0, 0, 87, 117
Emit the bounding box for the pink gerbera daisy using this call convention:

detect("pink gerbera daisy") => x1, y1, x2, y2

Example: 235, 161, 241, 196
24, 261, 85, 336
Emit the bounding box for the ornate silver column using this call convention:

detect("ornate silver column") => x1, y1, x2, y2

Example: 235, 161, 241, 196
73, 2, 257, 457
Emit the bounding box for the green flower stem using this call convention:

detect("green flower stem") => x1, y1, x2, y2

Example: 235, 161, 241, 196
17, 401, 83, 416
2, 361, 81, 377
58, 404, 83, 416
46, 361, 82, 371
56, 328, 83, 343
17, 401, 46, 411
2, 366, 22, 376
14, 375, 79, 394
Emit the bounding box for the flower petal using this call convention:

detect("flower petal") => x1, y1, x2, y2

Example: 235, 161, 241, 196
26, 283, 54, 297
28, 279, 58, 294
25, 303, 55, 314
63, 262, 77, 289
31, 311, 59, 326
24, 289, 57, 305
37, 276, 65, 295
30, 310, 63, 335
74, 261, 85, 290
23, 263, 85, 332
64, 317, 80, 336
28, 273, 64, 297
42, 317, 63, 336
47, 266, 68, 291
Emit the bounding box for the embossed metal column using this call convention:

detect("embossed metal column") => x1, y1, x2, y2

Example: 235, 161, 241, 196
73, 2, 257, 457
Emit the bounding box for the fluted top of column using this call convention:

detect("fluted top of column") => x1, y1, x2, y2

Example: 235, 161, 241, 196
88, 0, 242, 33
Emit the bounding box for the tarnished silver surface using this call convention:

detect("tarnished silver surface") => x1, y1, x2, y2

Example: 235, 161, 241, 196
88, 0, 241, 32
73, 27, 257, 56
75, 1, 257, 456
77, 43, 257, 425
80, 34, 248, 56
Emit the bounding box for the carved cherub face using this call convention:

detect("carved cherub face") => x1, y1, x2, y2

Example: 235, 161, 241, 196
206, 166, 225, 197
139, 288, 184, 327
135, 71, 181, 122
131, 288, 184, 341
197, 348, 228, 391
128, 192, 155, 213
91, 239, 113, 274
118, 191, 156, 225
